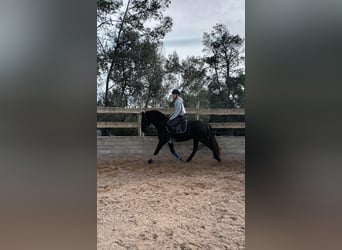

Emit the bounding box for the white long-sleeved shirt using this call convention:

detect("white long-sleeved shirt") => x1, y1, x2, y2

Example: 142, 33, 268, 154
169, 96, 186, 120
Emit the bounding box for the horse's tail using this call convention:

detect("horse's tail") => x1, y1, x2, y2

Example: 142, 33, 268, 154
208, 124, 221, 156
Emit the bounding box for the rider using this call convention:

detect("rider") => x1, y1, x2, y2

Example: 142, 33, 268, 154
167, 89, 186, 136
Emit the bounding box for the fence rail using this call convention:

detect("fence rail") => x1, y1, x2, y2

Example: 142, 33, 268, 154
97, 107, 245, 135
97, 107, 245, 115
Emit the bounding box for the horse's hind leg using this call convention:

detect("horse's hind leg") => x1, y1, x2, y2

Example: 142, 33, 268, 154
201, 139, 221, 162
186, 139, 199, 162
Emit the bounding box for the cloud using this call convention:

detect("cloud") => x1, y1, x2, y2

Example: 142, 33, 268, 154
163, 37, 200, 47
162, 0, 245, 59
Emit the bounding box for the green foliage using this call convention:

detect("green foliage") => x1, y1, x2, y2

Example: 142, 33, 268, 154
177, 57, 208, 108
181, 57, 206, 92
97, 0, 173, 107
203, 23, 245, 109
98, 0, 122, 10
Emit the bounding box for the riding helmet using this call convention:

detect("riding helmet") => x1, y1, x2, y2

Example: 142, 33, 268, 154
171, 89, 180, 95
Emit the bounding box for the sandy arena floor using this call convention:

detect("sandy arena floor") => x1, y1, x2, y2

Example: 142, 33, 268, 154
97, 153, 245, 249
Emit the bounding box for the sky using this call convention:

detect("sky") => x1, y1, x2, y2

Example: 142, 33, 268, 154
161, 0, 245, 60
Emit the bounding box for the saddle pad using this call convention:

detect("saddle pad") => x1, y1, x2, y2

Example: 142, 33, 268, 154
175, 119, 188, 134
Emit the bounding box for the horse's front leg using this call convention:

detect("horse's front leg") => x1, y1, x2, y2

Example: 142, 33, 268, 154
168, 142, 182, 160
148, 139, 166, 164
186, 139, 199, 162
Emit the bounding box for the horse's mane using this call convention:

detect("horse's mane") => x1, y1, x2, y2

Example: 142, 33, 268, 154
145, 110, 168, 119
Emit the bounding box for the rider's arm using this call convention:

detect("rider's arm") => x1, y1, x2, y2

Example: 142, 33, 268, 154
169, 99, 182, 120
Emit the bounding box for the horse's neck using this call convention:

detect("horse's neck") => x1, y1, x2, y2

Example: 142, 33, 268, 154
150, 113, 166, 129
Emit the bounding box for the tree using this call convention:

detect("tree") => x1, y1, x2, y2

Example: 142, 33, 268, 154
162, 53, 209, 107
203, 23, 245, 108
178, 56, 208, 108
97, 0, 173, 106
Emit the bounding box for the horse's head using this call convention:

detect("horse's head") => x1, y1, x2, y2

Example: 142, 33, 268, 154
141, 111, 152, 133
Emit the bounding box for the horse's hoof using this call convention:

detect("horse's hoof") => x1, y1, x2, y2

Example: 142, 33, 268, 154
148, 159, 153, 164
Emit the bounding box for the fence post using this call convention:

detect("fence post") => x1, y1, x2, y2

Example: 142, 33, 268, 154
196, 98, 200, 120
137, 112, 142, 136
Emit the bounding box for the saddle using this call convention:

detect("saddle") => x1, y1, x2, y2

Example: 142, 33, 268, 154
166, 116, 188, 134
174, 118, 188, 134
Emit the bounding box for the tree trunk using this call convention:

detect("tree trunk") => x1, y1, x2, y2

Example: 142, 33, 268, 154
104, 0, 131, 106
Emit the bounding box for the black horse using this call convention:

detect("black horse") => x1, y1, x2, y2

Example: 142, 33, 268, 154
141, 110, 221, 163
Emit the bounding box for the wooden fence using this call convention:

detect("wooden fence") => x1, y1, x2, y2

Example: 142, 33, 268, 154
97, 107, 245, 136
